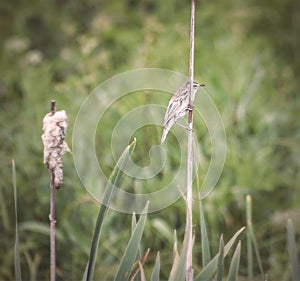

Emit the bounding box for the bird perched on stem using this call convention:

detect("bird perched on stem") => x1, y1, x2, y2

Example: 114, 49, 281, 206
161, 81, 204, 144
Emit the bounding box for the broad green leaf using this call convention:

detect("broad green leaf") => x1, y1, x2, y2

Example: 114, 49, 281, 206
216, 235, 224, 281
226, 241, 241, 281
199, 200, 211, 267
84, 139, 136, 281
114, 202, 149, 281
194, 227, 245, 281
151, 252, 160, 281
131, 212, 141, 280
168, 207, 192, 281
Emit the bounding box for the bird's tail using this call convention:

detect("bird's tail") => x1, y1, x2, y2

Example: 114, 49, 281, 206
161, 120, 174, 144
161, 127, 168, 144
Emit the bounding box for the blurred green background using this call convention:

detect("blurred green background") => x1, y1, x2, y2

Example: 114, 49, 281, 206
0, 0, 299, 280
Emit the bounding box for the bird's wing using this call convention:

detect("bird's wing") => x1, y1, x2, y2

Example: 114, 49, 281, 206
163, 92, 189, 126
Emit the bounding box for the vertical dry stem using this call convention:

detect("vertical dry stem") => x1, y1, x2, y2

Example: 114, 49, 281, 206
50, 171, 56, 281
49, 100, 56, 281
186, 0, 196, 280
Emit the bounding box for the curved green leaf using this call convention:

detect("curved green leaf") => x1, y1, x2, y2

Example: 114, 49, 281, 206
114, 201, 149, 281
151, 252, 160, 281
194, 227, 245, 281
131, 212, 141, 280
199, 200, 211, 267
168, 207, 192, 281
84, 139, 137, 281
226, 241, 241, 281
216, 235, 224, 281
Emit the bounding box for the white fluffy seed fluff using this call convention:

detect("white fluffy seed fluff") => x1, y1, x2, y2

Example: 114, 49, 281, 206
42, 110, 71, 189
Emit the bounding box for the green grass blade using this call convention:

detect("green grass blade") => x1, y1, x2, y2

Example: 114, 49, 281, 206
131, 212, 141, 280
246, 195, 253, 281
168, 205, 192, 281
287, 219, 300, 281
226, 241, 241, 281
132, 212, 142, 258
248, 222, 264, 280
12, 160, 22, 281
114, 201, 149, 281
216, 234, 224, 281
194, 227, 245, 281
151, 252, 160, 281
85, 139, 137, 281
199, 200, 211, 267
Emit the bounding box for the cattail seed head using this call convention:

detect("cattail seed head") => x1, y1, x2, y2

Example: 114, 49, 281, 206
42, 109, 71, 189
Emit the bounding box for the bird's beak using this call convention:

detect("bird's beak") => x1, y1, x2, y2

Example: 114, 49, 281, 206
195, 82, 205, 87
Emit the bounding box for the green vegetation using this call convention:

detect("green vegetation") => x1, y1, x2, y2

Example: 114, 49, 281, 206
1, 0, 299, 280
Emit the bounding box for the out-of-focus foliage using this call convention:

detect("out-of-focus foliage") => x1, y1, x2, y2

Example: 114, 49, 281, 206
0, 0, 299, 280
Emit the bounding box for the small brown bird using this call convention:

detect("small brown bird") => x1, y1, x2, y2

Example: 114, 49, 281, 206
161, 81, 204, 144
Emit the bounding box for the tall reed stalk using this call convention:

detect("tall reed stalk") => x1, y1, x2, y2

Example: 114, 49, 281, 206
186, 0, 196, 280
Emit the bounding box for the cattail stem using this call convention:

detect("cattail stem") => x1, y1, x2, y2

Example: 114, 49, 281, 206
42, 100, 70, 281
186, 0, 196, 280
50, 171, 56, 281
49, 100, 56, 281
